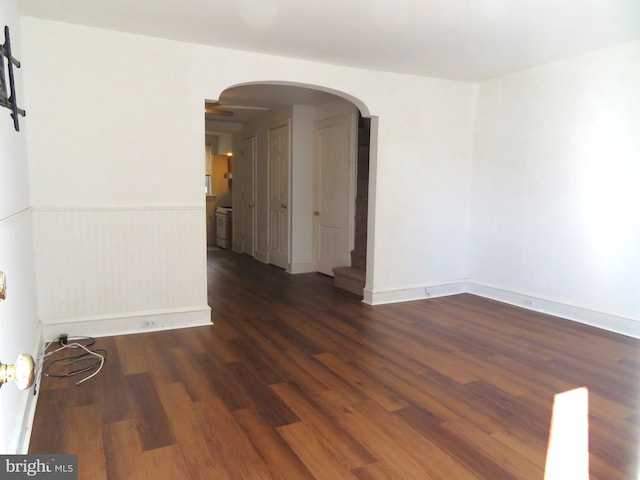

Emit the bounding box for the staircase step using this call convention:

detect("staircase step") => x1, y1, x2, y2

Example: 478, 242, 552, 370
333, 266, 365, 297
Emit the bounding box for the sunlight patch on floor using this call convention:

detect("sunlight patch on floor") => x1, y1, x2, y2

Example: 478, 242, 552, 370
545, 387, 589, 480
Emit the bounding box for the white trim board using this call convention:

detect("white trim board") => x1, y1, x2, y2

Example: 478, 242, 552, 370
31, 205, 203, 212
364, 281, 467, 305
365, 282, 639, 339
289, 262, 314, 274
16, 382, 40, 454
0, 207, 31, 226
14, 324, 44, 455
41, 305, 212, 341
466, 283, 640, 339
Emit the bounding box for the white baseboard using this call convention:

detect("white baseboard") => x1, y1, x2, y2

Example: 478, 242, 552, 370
14, 325, 45, 454
254, 251, 269, 264
289, 262, 314, 274
364, 281, 467, 305
467, 282, 640, 339
41, 305, 212, 341
16, 386, 40, 454
366, 281, 639, 339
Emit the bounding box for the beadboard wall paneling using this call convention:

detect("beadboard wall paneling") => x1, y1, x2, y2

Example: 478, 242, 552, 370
33, 207, 208, 323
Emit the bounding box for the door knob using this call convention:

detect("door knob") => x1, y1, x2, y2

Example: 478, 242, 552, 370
0, 271, 6, 300
313, 211, 320, 216
281, 203, 288, 209
248, 202, 255, 207
0, 354, 35, 390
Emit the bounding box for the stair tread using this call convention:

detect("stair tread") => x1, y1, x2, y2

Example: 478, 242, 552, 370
333, 266, 366, 281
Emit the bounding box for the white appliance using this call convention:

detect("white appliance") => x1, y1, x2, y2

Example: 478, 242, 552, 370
215, 207, 232, 248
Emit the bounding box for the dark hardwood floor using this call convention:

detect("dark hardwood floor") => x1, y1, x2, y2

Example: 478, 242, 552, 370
30, 250, 639, 479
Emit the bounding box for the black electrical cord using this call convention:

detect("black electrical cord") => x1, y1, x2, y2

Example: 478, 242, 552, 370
41, 336, 107, 385
44, 349, 107, 377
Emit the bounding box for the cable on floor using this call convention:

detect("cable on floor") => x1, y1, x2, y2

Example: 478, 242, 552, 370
41, 336, 107, 386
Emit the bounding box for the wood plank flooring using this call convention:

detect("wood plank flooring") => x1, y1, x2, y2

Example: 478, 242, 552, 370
29, 250, 639, 479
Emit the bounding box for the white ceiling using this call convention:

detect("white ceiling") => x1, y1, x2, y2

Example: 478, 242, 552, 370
18, 0, 640, 82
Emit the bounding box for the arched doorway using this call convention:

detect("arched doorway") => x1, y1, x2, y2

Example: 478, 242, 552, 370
204, 82, 373, 297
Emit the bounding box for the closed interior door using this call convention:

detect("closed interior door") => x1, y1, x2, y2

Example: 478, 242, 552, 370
314, 113, 356, 276
268, 124, 290, 269
241, 135, 256, 256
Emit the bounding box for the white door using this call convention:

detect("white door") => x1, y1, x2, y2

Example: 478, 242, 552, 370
313, 113, 356, 276
241, 135, 256, 256
0, 395, 4, 452
268, 124, 290, 269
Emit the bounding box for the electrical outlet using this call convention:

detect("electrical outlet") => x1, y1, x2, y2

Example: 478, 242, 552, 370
424, 288, 431, 297
523, 298, 534, 307
143, 320, 157, 328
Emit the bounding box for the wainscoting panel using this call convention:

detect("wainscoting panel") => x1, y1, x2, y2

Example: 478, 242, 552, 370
33, 207, 210, 326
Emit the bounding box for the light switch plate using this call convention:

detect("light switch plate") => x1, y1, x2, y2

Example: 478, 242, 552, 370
0, 271, 6, 300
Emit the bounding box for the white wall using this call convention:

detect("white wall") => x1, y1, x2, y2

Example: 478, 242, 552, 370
21, 18, 211, 334
18, 16, 638, 340
470, 41, 640, 334
185, 29, 476, 301
0, 0, 40, 453
366, 80, 477, 302
20, 15, 477, 306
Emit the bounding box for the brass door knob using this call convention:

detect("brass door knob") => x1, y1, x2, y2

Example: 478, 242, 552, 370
281, 203, 288, 209
0, 354, 35, 390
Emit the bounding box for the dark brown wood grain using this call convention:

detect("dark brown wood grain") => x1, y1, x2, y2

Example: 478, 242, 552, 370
29, 250, 640, 479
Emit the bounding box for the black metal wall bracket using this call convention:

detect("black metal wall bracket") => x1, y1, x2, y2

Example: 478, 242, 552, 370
0, 26, 26, 131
